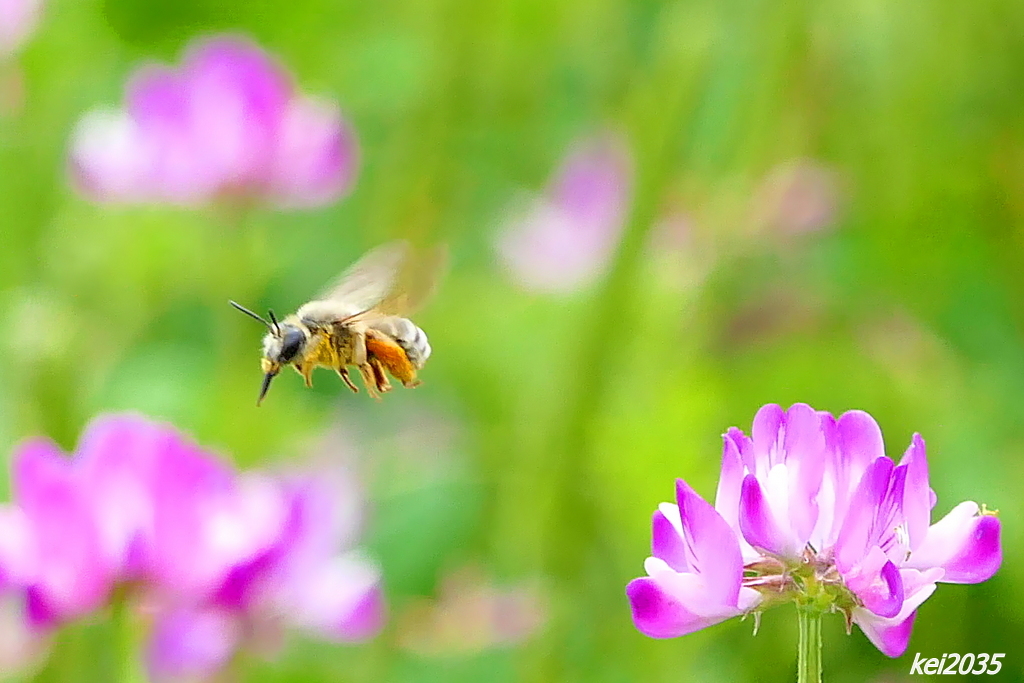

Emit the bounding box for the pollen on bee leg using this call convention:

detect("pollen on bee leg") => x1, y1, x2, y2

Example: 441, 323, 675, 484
365, 331, 417, 387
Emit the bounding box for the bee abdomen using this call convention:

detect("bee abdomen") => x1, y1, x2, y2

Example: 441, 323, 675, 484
371, 317, 431, 369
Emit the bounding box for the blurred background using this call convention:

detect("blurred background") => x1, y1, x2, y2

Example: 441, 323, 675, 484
1, 0, 1022, 680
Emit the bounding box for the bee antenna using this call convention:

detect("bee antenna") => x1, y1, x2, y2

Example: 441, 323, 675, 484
267, 309, 280, 334
229, 300, 272, 329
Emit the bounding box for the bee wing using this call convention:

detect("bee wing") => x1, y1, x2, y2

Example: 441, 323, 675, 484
316, 240, 412, 312
369, 242, 447, 318
300, 241, 446, 327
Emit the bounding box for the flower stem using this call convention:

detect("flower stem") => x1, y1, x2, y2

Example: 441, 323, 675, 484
797, 608, 823, 683
112, 596, 147, 683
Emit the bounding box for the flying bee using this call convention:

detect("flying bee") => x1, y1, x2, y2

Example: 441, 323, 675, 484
230, 240, 443, 405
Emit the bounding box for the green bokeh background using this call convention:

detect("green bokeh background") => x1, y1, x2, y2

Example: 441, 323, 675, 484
1, 0, 1022, 680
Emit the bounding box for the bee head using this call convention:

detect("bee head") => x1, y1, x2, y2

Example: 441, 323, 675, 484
230, 301, 309, 406
262, 324, 308, 365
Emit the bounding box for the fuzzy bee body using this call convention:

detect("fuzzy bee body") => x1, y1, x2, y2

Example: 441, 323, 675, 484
370, 317, 431, 370
232, 241, 442, 405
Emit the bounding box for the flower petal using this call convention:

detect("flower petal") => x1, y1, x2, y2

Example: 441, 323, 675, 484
831, 410, 885, 523
12, 438, 111, 621
898, 434, 931, 552
834, 456, 893, 573
0, 505, 35, 588
738, 474, 795, 557
715, 433, 760, 563
842, 546, 903, 618
182, 36, 293, 191
714, 432, 745, 530
147, 606, 240, 683
277, 552, 384, 641
494, 135, 630, 294
906, 502, 1001, 583
856, 609, 917, 658
626, 575, 739, 639
0, 0, 43, 57
750, 404, 783, 474
268, 96, 358, 207
675, 479, 743, 604
781, 404, 826, 544
651, 509, 689, 572
853, 567, 941, 657
125, 64, 210, 203
75, 415, 177, 578
68, 108, 151, 202
149, 446, 285, 597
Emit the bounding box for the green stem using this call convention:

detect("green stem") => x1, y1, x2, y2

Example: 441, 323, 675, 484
797, 608, 822, 683
112, 596, 147, 683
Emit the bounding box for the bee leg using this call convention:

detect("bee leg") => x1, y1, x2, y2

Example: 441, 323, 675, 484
370, 357, 392, 393
358, 364, 381, 400
351, 330, 368, 366
295, 362, 314, 388
365, 330, 419, 389
337, 367, 359, 393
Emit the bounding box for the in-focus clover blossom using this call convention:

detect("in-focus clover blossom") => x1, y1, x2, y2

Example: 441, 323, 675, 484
0, 414, 383, 680
69, 35, 357, 208
627, 404, 1001, 659
0, 0, 42, 58
495, 134, 631, 294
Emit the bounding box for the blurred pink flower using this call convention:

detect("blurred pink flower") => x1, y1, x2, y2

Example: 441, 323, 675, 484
398, 565, 547, 656
628, 404, 1001, 658
496, 135, 631, 293
69, 35, 358, 208
751, 160, 841, 235
148, 474, 383, 681
0, 414, 382, 679
0, 0, 42, 58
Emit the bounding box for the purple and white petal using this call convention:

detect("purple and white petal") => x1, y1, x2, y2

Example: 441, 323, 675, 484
651, 508, 689, 572
0, 505, 35, 588
675, 479, 744, 604
68, 108, 152, 203
277, 552, 384, 642
833, 457, 894, 574
832, 410, 885, 522
739, 474, 798, 557
12, 438, 112, 621
750, 404, 784, 476
853, 567, 941, 657
626, 574, 750, 639
182, 36, 292, 190
0, 0, 43, 58
841, 546, 903, 618
906, 502, 1001, 583
268, 96, 358, 208
495, 135, 630, 294
855, 609, 917, 658
147, 606, 240, 683
898, 434, 931, 552
780, 404, 826, 545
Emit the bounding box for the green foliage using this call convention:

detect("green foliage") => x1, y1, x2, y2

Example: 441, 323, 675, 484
2, 0, 1022, 680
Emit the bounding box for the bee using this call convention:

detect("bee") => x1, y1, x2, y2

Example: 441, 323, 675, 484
230, 241, 442, 405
